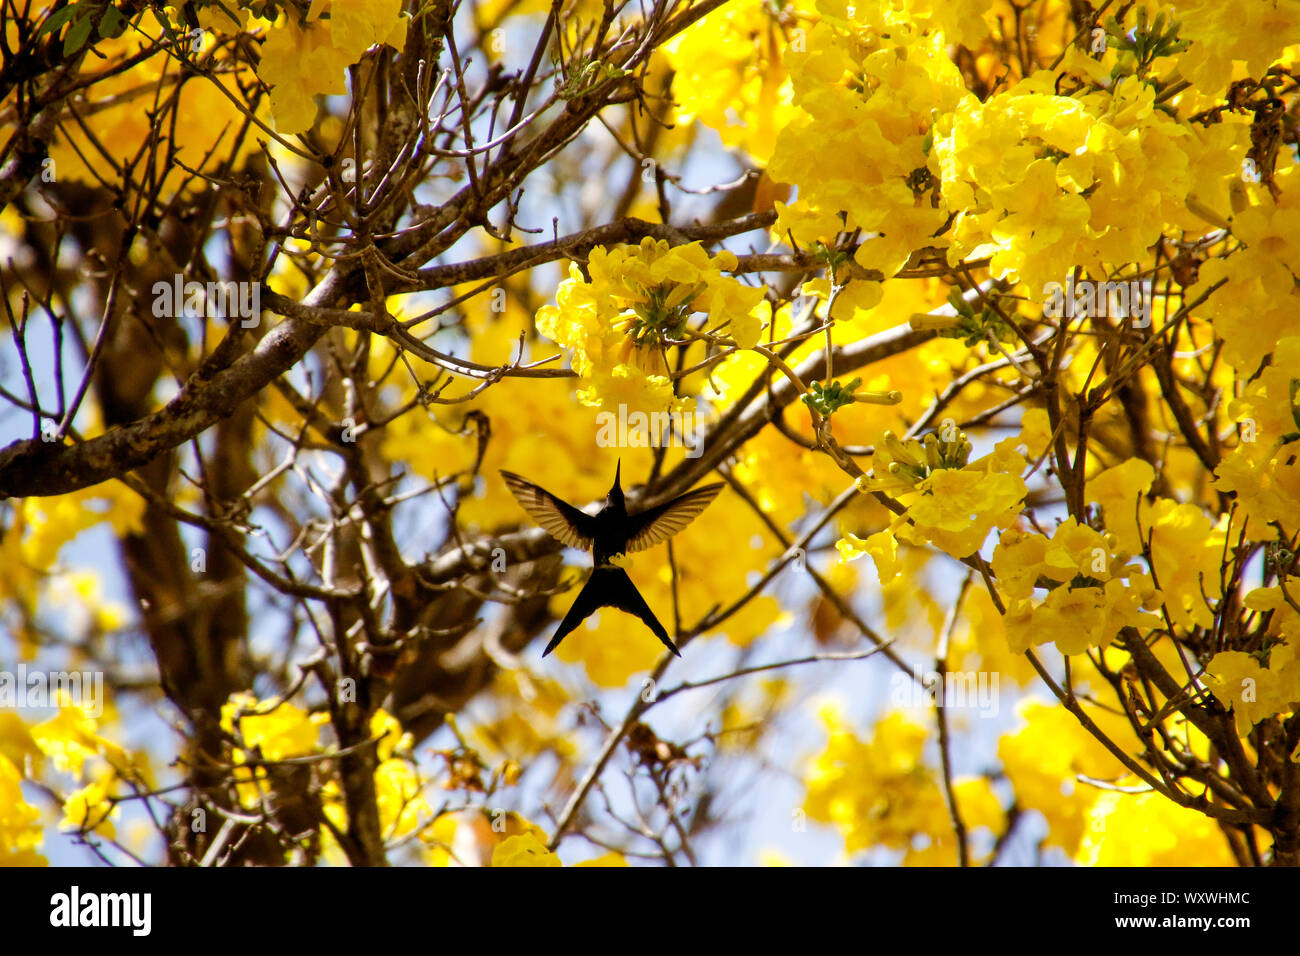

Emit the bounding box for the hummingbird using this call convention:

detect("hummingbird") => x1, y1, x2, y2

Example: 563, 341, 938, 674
500, 462, 724, 657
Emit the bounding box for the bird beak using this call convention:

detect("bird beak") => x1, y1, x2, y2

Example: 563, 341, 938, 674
613, 458, 621, 490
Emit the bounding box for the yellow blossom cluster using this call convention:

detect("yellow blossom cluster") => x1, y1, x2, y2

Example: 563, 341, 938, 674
769, 9, 969, 278
1177, 170, 1300, 373
936, 74, 1242, 294
257, 0, 408, 134
992, 519, 1163, 655
662, 0, 811, 164
1164, 0, 1300, 92
221, 694, 441, 860
998, 699, 1132, 858
1204, 585, 1300, 738
537, 238, 766, 416
18, 3, 261, 194
1078, 790, 1236, 866
1214, 336, 1300, 528
490, 825, 627, 867
849, 418, 1035, 561
1, 485, 141, 646
803, 703, 1002, 865
0, 694, 147, 862
0, 712, 48, 865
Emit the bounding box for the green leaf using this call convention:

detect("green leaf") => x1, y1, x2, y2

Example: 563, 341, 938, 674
63, 12, 93, 56
155, 12, 177, 42
36, 4, 79, 38
98, 6, 124, 38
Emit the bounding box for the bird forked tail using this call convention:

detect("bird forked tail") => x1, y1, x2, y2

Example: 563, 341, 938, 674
543, 565, 681, 658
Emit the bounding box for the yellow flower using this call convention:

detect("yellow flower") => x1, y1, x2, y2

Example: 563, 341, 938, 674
864, 432, 1027, 560
1214, 335, 1300, 527
1204, 648, 1300, 738
770, 21, 967, 278
220, 692, 320, 761
999, 699, 1135, 857
538, 240, 763, 416
491, 832, 562, 867
1079, 791, 1236, 866
1185, 167, 1300, 373
1169, 0, 1300, 91
0, 754, 46, 865
257, 2, 407, 134
1145, 500, 1225, 631
40, 11, 262, 195
0, 713, 43, 778
836, 529, 900, 584
803, 704, 1002, 863
20, 484, 145, 573
60, 776, 117, 840
31, 699, 131, 778
1089, 459, 1155, 555
934, 71, 1223, 294
663, 0, 808, 164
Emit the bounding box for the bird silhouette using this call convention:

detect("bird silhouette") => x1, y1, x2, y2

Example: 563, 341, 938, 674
500, 461, 724, 657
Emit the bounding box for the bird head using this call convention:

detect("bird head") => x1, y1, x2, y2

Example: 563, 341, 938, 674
606, 459, 625, 509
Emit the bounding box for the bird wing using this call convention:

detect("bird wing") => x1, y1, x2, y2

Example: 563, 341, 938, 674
624, 482, 724, 553
500, 471, 598, 550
